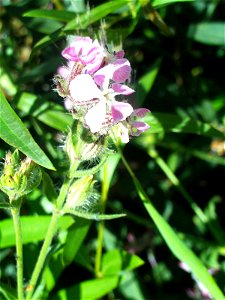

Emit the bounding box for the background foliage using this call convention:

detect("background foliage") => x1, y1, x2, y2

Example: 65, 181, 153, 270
0, 0, 225, 299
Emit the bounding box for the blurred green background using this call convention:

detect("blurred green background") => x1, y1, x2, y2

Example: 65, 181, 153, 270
0, 0, 225, 299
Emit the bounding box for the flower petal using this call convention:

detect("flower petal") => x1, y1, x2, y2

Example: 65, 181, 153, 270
94, 64, 113, 88
117, 123, 130, 143
69, 74, 101, 102
130, 121, 150, 136
111, 101, 133, 123
85, 100, 106, 133
131, 108, 150, 118
112, 83, 135, 95
112, 59, 131, 83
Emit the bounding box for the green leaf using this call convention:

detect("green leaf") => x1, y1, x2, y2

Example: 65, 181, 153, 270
0, 90, 55, 170
152, 0, 195, 8
119, 271, 147, 300
64, 0, 131, 31
99, 153, 121, 190
121, 154, 225, 300
53, 277, 119, 300
19, 57, 61, 82
42, 172, 58, 203
43, 249, 65, 293
63, 218, 92, 266
0, 201, 10, 209
31, 29, 64, 57
145, 112, 224, 138
188, 22, 225, 46
102, 249, 144, 276
16, 92, 73, 131
23, 9, 75, 22
0, 216, 74, 248
137, 58, 162, 105
0, 284, 17, 300
64, 209, 126, 220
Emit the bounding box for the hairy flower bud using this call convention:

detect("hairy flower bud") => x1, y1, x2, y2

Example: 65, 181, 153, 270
0, 150, 42, 201
65, 120, 107, 166
64, 175, 95, 209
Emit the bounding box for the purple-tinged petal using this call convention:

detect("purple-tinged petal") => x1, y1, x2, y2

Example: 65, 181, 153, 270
112, 83, 135, 95
111, 101, 133, 123
69, 74, 101, 102
61, 47, 80, 61
85, 100, 106, 133
57, 66, 70, 78
112, 59, 131, 83
130, 121, 150, 136
115, 50, 125, 59
131, 108, 150, 118
94, 64, 113, 88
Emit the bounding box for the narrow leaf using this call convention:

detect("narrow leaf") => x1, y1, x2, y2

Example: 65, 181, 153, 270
64, 209, 126, 220
145, 112, 224, 138
137, 58, 162, 105
0, 216, 74, 248
23, 9, 75, 22
120, 153, 225, 300
64, 0, 131, 31
0, 90, 55, 170
0, 284, 16, 300
152, 0, 195, 7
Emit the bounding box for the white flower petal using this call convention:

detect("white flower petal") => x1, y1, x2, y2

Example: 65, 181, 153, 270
69, 74, 101, 102
85, 100, 106, 133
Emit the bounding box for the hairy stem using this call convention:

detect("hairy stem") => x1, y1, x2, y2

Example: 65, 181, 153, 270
11, 206, 24, 300
95, 164, 109, 277
25, 178, 71, 299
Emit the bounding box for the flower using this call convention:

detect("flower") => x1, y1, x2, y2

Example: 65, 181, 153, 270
69, 72, 134, 134
113, 108, 150, 143
61, 36, 105, 74
55, 35, 150, 142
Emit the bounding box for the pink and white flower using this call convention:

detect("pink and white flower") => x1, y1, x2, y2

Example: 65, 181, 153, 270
69, 73, 134, 133
55, 35, 150, 142
61, 36, 105, 74
113, 108, 150, 143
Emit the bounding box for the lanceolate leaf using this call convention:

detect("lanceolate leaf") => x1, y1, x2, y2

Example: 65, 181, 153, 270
145, 112, 224, 138
64, 209, 126, 221
64, 0, 131, 31
0, 90, 55, 170
23, 9, 75, 22
121, 153, 225, 300
152, 0, 195, 7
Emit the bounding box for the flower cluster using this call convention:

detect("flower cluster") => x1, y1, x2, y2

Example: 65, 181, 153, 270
55, 36, 150, 143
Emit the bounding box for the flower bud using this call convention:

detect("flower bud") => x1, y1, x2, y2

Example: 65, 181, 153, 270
65, 120, 107, 164
0, 150, 42, 201
64, 175, 95, 209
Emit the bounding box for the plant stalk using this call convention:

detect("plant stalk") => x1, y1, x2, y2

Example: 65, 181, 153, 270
95, 163, 109, 277
11, 206, 24, 300
25, 178, 71, 299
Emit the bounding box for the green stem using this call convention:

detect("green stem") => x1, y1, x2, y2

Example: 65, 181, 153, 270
95, 163, 109, 277
11, 207, 24, 300
25, 178, 71, 300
